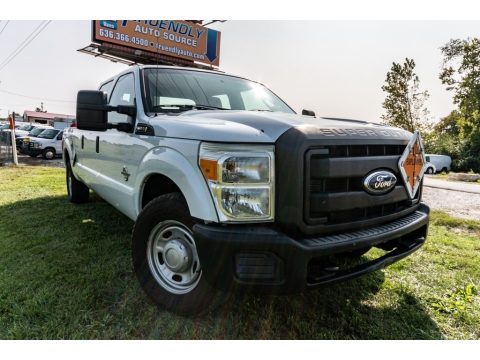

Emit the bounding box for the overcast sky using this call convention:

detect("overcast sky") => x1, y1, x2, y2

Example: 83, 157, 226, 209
0, 20, 479, 122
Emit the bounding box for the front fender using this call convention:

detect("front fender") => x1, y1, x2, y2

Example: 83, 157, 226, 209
134, 146, 219, 223
62, 137, 74, 169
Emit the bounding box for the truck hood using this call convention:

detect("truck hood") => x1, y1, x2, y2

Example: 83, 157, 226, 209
148, 110, 412, 143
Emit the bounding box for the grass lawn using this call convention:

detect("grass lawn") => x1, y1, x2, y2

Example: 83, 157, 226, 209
0, 166, 479, 339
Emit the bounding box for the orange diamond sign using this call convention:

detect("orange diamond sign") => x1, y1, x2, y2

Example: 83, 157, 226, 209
398, 131, 427, 199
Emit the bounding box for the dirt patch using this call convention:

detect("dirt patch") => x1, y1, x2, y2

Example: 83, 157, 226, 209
17, 153, 64, 168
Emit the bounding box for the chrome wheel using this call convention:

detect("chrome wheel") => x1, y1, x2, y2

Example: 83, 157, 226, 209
146, 220, 201, 295
44, 149, 55, 160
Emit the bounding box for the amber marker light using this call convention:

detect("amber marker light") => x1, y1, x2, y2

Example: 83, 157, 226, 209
199, 158, 218, 181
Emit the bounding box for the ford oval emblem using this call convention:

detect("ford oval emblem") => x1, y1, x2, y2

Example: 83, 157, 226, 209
363, 170, 397, 195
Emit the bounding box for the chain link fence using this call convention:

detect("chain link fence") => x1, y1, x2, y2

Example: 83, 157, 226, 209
0, 130, 15, 166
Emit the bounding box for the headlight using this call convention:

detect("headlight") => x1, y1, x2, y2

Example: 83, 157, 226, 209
31, 142, 41, 148
199, 143, 274, 222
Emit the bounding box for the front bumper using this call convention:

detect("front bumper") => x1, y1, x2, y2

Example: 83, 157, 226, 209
24, 147, 42, 156
193, 203, 429, 293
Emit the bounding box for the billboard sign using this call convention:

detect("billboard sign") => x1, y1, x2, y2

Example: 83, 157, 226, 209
92, 20, 221, 67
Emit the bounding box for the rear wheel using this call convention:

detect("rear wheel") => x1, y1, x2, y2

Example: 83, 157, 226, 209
42, 147, 56, 160
132, 193, 225, 315
66, 163, 89, 203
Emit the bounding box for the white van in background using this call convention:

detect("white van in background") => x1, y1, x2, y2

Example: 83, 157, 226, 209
425, 154, 452, 174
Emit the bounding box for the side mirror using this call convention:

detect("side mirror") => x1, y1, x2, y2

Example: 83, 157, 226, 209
76, 90, 108, 131
302, 109, 316, 117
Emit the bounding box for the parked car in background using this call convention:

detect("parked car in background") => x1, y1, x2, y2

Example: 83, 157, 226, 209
425, 154, 452, 174
26, 129, 63, 159
0, 123, 13, 131
14, 124, 39, 137
16, 125, 53, 153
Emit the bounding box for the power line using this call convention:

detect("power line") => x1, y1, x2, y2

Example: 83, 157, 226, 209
0, 21, 50, 71
0, 21, 47, 68
0, 20, 51, 73
0, 20, 9, 35
0, 89, 75, 103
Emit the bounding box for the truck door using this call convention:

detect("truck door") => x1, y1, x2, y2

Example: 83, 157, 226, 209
91, 72, 141, 214
72, 81, 114, 183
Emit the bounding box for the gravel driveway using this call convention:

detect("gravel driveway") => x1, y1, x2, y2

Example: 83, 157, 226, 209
422, 178, 480, 221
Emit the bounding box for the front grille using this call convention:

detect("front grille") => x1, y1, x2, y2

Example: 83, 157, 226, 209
304, 144, 420, 231
326, 144, 406, 157
274, 126, 419, 236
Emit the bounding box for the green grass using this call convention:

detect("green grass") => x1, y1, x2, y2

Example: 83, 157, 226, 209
1, 166, 479, 339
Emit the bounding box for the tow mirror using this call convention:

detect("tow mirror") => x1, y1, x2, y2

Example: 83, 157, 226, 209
76, 90, 137, 132
302, 109, 316, 117
76, 90, 108, 131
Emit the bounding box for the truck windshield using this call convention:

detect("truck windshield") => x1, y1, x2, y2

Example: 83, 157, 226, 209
29, 127, 47, 136
18, 124, 34, 131
142, 68, 295, 114
37, 129, 59, 139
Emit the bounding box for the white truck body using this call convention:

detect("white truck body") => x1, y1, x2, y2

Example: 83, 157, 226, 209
63, 65, 430, 314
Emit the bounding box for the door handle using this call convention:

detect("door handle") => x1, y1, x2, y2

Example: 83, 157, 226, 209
96, 136, 99, 153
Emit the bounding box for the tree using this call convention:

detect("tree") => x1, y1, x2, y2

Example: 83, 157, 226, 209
381, 58, 431, 133
423, 111, 463, 160
440, 38, 480, 129
439, 38, 480, 173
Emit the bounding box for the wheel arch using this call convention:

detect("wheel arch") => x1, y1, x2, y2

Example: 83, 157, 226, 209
135, 147, 219, 223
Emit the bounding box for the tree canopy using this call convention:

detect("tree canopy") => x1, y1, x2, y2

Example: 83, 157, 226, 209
381, 58, 430, 133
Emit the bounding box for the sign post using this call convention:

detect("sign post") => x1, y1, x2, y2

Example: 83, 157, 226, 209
9, 114, 18, 165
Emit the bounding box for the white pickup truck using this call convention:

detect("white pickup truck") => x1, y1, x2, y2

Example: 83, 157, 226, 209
63, 65, 430, 315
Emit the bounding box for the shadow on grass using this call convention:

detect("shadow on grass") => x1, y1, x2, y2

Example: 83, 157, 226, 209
0, 195, 442, 339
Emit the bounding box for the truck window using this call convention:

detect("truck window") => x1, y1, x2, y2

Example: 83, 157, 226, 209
108, 73, 135, 125
143, 68, 294, 114
212, 94, 231, 109
240, 86, 272, 111
99, 80, 114, 99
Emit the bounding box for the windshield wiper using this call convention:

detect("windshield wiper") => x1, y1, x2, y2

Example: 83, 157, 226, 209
152, 104, 228, 112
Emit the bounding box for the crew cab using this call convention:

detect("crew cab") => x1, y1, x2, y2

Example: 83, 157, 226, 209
63, 65, 430, 315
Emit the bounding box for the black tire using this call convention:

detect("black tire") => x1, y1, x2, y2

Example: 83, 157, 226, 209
66, 163, 89, 203
42, 147, 56, 160
132, 193, 225, 316
426, 167, 435, 174
442, 167, 448, 173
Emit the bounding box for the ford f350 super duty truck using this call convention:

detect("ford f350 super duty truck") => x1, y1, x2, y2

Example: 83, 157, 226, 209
63, 65, 429, 315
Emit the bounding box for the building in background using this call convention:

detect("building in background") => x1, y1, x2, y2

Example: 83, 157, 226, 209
23, 110, 75, 128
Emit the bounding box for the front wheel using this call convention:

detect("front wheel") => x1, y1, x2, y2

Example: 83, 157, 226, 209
132, 193, 225, 315
42, 148, 56, 160
426, 167, 435, 174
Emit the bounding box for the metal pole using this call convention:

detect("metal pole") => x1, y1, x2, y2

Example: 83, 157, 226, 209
9, 114, 18, 165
